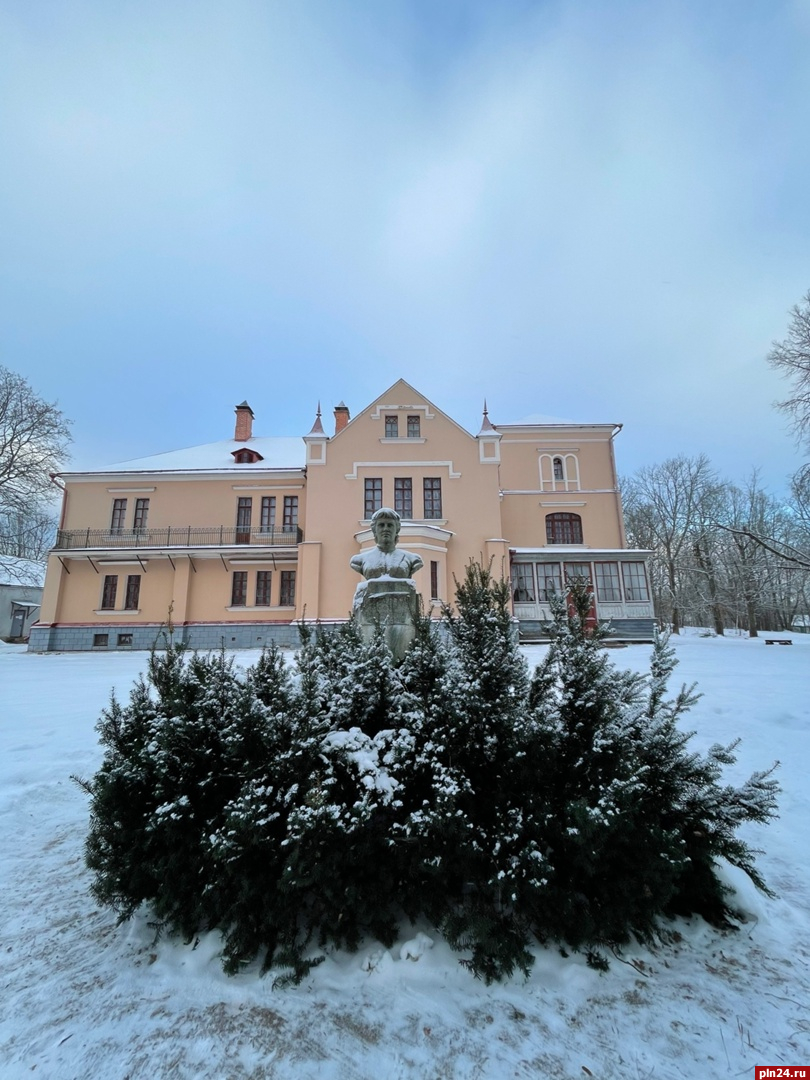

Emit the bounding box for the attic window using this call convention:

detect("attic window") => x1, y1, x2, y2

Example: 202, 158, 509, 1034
232, 448, 264, 464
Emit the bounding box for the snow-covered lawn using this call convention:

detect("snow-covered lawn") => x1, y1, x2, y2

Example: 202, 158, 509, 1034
2, 632, 809, 1079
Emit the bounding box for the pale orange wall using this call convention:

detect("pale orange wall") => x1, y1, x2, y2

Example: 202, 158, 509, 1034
497, 426, 625, 550
500, 493, 625, 550
48, 468, 305, 625
61, 476, 306, 532
303, 381, 504, 619
42, 388, 630, 631
497, 427, 618, 493
44, 551, 301, 626
182, 558, 300, 623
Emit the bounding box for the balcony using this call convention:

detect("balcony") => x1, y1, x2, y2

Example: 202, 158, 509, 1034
54, 526, 304, 550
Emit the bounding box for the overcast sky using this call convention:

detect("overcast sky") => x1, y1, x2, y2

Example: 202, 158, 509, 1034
2, 0, 809, 493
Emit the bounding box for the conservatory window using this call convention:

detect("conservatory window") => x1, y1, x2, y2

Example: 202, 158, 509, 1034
511, 563, 535, 602
621, 562, 650, 603
594, 562, 622, 602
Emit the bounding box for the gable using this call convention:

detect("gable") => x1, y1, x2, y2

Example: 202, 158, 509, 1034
333, 379, 476, 445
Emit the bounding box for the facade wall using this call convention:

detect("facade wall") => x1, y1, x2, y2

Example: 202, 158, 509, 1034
32, 380, 653, 651
61, 475, 307, 535
497, 424, 626, 551
303, 383, 505, 619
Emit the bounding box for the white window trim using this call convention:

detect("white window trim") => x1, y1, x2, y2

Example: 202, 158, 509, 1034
539, 453, 580, 491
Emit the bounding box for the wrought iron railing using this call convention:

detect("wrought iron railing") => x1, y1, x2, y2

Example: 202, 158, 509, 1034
54, 526, 303, 550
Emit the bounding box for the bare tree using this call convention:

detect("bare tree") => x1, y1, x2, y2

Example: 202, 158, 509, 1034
622, 454, 719, 633
0, 505, 57, 562
768, 289, 810, 451
0, 366, 71, 577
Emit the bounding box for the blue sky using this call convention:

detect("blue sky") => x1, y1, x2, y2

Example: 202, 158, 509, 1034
1, 0, 809, 492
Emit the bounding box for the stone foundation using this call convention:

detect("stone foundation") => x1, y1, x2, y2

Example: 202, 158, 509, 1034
27, 621, 302, 653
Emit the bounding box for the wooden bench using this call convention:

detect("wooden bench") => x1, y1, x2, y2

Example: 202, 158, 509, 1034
765, 639, 792, 645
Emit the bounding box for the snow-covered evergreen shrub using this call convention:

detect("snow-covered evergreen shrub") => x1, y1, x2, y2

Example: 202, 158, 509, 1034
78, 567, 779, 985
81, 647, 260, 938
518, 583, 779, 966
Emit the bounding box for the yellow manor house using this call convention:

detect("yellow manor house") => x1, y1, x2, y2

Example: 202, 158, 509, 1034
30, 380, 655, 652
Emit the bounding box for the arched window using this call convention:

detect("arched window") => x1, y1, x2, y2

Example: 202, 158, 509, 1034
539, 453, 580, 491
546, 512, 583, 545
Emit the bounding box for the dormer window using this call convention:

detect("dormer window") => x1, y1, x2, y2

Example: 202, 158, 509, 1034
232, 448, 264, 464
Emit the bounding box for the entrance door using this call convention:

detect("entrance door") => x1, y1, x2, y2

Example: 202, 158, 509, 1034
236, 497, 252, 544
563, 562, 597, 631
10, 606, 26, 638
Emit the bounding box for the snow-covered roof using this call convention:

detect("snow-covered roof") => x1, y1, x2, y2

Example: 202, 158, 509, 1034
497, 413, 578, 426
510, 547, 651, 557
496, 414, 622, 429
64, 437, 306, 475
0, 556, 46, 588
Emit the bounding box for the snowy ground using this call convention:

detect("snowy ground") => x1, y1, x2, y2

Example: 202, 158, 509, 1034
2, 632, 809, 1079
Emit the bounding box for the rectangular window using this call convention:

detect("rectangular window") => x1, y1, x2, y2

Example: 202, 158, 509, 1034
231, 571, 248, 607
117, 633, 133, 647
101, 575, 118, 609
124, 574, 141, 610
255, 570, 272, 606
93, 633, 109, 648
430, 560, 439, 600
133, 498, 149, 531
622, 562, 650, 603
538, 564, 562, 601
407, 415, 420, 438
385, 415, 398, 438
110, 498, 127, 533
364, 478, 383, 517
394, 477, 413, 519
279, 570, 296, 607
423, 478, 442, 519
511, 563, 536, 602
260, 496, 276, 531
594, 562, 621, 602
283, 496, 298, 529
236, 497, 252, 543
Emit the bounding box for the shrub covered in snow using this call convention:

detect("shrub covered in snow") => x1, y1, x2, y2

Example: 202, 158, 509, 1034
77, 564, 779, 984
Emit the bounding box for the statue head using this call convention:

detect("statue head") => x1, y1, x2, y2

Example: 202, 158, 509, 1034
370, 507, 401, 551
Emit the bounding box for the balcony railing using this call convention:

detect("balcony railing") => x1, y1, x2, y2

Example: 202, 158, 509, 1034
54, 526, 304, 550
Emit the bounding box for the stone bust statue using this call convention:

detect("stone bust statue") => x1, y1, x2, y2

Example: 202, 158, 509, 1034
350, 507, 424, 582
349, 508, 423, 659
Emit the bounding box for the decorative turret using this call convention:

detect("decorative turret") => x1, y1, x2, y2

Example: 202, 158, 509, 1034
304, 402, 328, 465
476, 400, 501, 463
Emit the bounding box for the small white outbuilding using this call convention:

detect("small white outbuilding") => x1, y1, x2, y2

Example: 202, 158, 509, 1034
0, 557, 45, 641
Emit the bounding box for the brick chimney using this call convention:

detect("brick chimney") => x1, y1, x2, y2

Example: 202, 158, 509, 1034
334, 401, 350, 435
234, 401, 254, 441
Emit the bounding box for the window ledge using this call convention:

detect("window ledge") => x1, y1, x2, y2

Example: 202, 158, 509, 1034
359, 518, 447, 527
226, 605, 294, 612
94, 609, 141, 615
379, 437, 426, 443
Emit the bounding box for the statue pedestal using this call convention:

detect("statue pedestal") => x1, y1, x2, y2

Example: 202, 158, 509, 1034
352, 577, 417, 661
